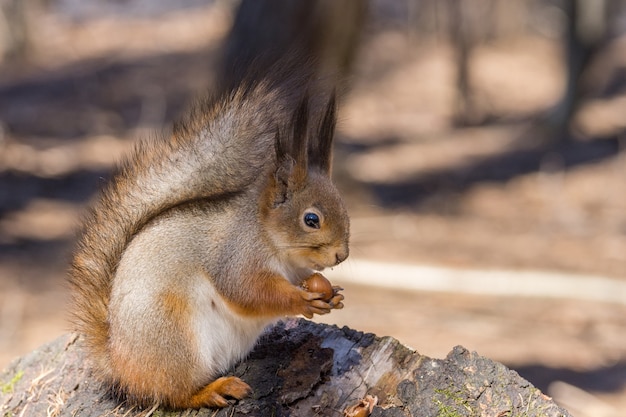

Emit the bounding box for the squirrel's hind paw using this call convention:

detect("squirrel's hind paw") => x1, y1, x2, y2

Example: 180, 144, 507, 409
188, 376, 251, 409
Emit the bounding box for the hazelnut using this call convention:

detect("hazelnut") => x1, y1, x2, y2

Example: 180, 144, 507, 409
302, 273, 334, 301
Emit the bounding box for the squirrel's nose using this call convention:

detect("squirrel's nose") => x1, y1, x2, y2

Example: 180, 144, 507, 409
335, 248, 348, 265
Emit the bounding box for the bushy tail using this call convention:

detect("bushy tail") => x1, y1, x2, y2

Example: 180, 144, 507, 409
216, 0, 367, 99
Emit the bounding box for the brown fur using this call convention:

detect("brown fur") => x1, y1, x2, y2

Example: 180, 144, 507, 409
222, 270, 341, 319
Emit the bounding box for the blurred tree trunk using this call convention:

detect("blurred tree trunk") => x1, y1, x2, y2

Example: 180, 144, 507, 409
546, 0, 608, 144
448, 0, 486, 126
0, 0, 30, 62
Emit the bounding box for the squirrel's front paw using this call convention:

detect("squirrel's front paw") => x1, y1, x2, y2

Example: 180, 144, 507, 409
298, 289, 334, 318
329, 286, 345, 310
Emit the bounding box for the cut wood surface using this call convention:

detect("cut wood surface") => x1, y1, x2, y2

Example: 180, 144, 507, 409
1, 319, 571, 417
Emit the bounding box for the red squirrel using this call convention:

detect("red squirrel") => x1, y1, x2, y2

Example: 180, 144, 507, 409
68, 74, 350, 408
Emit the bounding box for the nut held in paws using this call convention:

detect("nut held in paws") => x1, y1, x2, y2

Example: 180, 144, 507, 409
302, 273, 334, 301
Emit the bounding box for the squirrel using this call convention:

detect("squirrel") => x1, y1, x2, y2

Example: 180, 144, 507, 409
67, 68, 350, 409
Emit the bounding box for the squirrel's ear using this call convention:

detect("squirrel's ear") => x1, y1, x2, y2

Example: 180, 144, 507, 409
309, 91, 336, 174
272, 128, 294, 206
276, 94, 308, 189
274, 95, 309, 205
271, 95, 309, 206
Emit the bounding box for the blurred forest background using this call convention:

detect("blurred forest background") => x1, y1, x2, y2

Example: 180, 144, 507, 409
0, 1, 625, 416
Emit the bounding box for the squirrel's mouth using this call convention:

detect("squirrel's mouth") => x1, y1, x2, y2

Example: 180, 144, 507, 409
310, 259, 333, 271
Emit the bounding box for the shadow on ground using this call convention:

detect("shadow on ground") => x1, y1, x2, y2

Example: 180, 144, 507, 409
514, 362, 626, 396
339, 134, 621, 210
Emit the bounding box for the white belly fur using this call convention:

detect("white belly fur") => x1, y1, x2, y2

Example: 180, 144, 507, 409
190, 274, 273, 375
111, 217, 275, 382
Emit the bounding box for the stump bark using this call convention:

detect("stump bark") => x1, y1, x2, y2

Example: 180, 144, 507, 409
1, 319, 571, 417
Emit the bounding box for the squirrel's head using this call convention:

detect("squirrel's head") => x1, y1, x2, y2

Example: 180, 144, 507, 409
261, 92, 350, 272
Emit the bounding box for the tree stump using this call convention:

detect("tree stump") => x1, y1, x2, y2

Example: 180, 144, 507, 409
1, 319, 571, 417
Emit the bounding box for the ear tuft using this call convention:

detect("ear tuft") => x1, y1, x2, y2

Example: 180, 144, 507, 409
281, 93, 310, 188
291, 93, 310, 175
310, 91, 336, 173
272, 127, 294, 206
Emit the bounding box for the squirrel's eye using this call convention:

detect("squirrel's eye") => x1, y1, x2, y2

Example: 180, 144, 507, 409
304, 212, 321, 229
